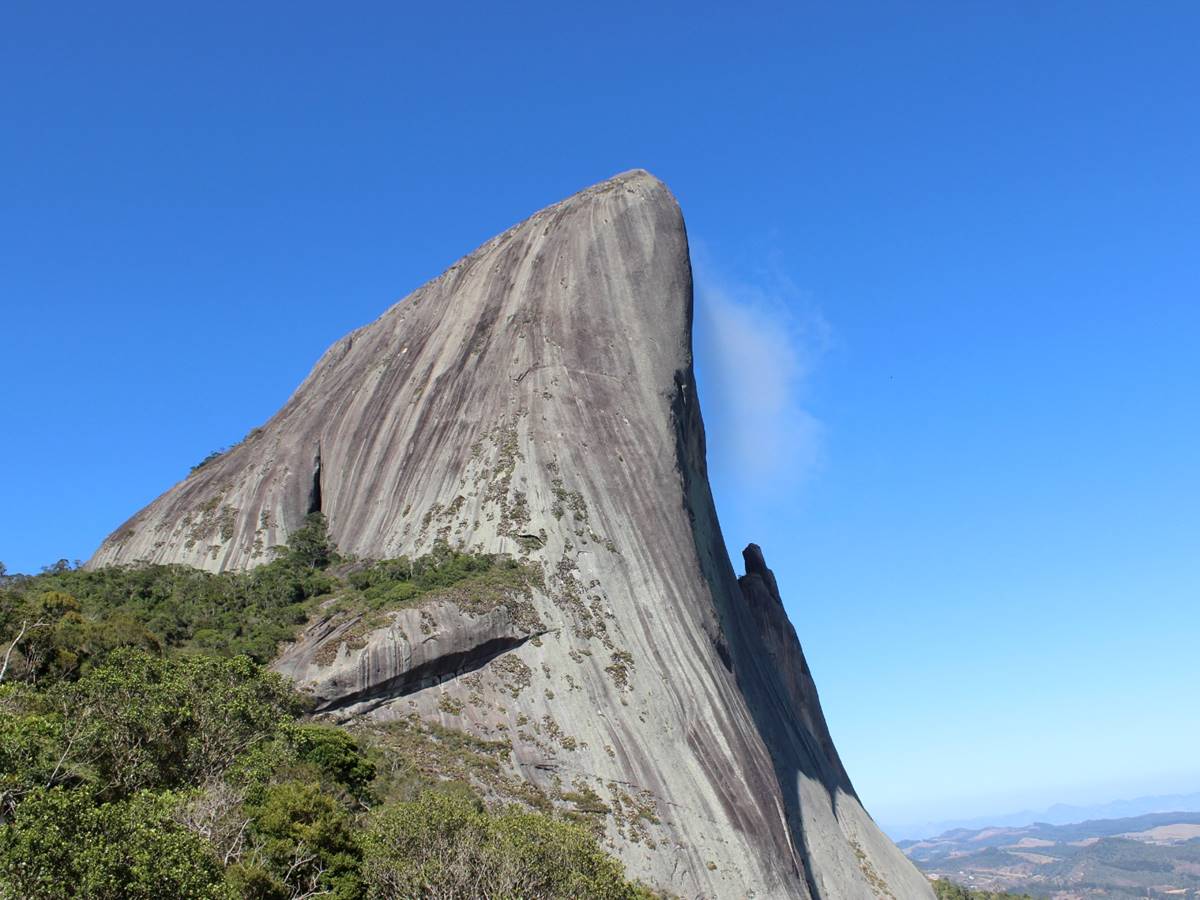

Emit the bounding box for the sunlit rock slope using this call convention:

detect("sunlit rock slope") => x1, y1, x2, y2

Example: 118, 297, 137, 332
91, 170, 931, 899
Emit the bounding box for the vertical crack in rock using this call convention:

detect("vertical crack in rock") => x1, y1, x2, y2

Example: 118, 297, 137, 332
307, 443, 323, 516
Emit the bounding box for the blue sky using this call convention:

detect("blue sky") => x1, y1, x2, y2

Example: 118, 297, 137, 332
2, 2, 1198, 831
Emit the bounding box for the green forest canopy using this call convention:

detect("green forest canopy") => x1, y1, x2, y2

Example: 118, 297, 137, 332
0, 517, 649, 899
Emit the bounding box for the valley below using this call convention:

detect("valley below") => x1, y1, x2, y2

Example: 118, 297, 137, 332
906, 812, 1200, 899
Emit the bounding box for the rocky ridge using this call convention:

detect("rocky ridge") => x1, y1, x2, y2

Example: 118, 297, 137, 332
91, 170, 931, 899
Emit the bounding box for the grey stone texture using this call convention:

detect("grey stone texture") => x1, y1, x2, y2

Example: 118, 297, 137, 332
90, 170, 931, 899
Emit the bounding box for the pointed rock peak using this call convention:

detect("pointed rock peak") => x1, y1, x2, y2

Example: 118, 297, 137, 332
742, 543, 783, 605
601, 167, 667, 188
743, 542, 769, 577
88, 173, 932, 900
541, 168, 678, 218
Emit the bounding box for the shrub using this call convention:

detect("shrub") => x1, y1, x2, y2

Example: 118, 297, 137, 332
292, 724, 376, 801
191, 449, 228, 473
0, 590, 161, 686
0, 529, 647, 900
54, 650, 302, 798
362, 790, 646, 899
0, 787, 232, 900
5, 553, 333, 667
0, 700, 70, 817
277, 513, 339, 571
237, 780, 362, 900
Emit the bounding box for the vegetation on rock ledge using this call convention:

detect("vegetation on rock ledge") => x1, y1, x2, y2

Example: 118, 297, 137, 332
0, 524, 646, 899
0, 515, 540, 675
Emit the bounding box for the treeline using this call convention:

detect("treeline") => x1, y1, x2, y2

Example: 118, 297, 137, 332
0, 515, 534, 674
0, 520, 648, 899
933, 878, 1039, 899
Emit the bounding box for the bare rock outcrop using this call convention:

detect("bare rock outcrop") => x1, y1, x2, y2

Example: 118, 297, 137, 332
273, 598, 545, 717
91, 170, 931, 899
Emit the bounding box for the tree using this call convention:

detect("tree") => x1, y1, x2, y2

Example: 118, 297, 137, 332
0, 701, 72, 818
362, 790, 647, 900
292, 724, 376, 802
54, 650, 302, 798
234, 780, 362, 900
0, 787, 233, 900
281, 514, 337, 571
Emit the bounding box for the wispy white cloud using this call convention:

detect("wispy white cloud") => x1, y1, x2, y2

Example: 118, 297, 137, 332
693, 254, 830, 495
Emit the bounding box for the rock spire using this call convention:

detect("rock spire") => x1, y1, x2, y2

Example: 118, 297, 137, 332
92, 170, 930, 898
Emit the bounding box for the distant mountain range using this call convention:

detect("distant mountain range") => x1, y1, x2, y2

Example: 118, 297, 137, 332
885, 792, 1200, 842
901, 810, 1200, 898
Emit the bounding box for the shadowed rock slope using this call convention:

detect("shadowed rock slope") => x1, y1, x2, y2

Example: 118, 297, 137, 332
91, 170, 931, 899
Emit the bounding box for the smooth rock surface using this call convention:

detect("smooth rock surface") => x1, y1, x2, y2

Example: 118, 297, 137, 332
91, 170, 931, 899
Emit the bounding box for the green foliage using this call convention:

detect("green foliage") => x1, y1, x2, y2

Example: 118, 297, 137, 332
0, 630, 646, 900
362, 790, 648, 900
0, 787, 232, 900
0, 588, 161, 686
0, 528, 647, 899
0, 522, 338, 669
52, 649, 301, 799
0, 520, 533, 674
279, 513, 339, 571
191, 448, 229, 473
0, 696, 70, 816
237, 781, 361, 900
343, 543, 534, 613
292, 724, 376, 801
0, 649, 302, 817
932, 880, 1036, 900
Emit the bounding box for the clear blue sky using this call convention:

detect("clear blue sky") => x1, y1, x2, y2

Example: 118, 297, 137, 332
3, 2, 1198, 832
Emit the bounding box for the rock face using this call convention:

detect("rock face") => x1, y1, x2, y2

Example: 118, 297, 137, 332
91, 170, 931, 899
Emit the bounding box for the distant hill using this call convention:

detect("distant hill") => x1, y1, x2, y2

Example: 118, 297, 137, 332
886, 793, 1200, 842
902, 811, 1200, 898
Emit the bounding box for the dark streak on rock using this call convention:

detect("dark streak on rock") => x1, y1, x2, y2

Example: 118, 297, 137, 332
307, 444, 323, 516
315, 630, 547, 715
